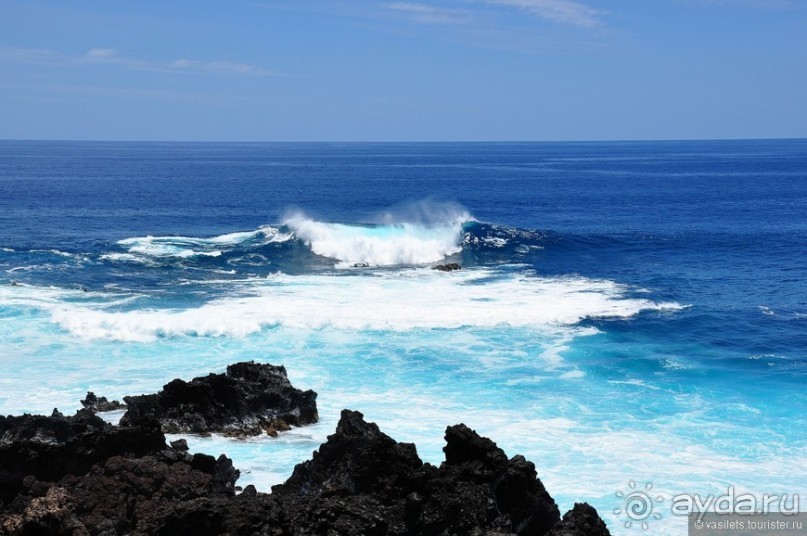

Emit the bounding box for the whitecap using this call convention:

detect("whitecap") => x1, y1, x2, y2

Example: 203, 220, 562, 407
29, 249, 75, 258
284, 213, 465, 267
31, 268, 682, 342
482, 237, 508, 248
115, 226, 291, 260
758, 305, 775, 316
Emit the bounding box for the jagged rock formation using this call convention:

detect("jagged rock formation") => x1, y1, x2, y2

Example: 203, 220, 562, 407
0, 409, 237, 535
120, 361, 318, 437
269, 409, 568, 535
0, 409, 165, 505
546, 503, 612, 536
0, 389, 610, 535
80, 391, 126, 412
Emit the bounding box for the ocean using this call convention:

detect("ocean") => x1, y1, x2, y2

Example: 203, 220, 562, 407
1, 139, 805, 534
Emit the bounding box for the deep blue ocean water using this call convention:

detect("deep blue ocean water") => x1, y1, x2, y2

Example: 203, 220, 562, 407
0, 139, 805, 534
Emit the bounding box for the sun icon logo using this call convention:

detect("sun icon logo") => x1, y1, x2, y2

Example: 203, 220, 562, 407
614, 481, 664, 530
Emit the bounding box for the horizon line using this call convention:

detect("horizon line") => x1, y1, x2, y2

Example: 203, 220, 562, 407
2, 136, 806, 144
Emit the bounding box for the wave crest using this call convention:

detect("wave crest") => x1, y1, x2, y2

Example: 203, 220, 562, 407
284, 210, 468, 267
14, 269, 684, 342
109, 202, 473, 267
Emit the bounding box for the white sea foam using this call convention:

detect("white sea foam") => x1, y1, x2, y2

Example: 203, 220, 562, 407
99, 252, 155, 264
113, 205, 468, 266
1, 277, 801, 536
114, 226, 292, 260
31, 268, 682, 342
28, 249, 75, 258
130, 243, 223, 258
608, 379, 662, 390
481, 237, 508, 248
284, 213, 465, 267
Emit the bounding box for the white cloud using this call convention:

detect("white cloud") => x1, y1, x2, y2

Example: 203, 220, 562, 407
385, 2, 472, 24
693, 0, 797, 7
384, 0, 604, 28
0, 46, 63, 64
170, 59, 279, 76
86, 48, 117, 59
0, 46, 288, 77
482, 0, 604, 28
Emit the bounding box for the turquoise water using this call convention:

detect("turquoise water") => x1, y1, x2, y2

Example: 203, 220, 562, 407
0, 140, 805, 534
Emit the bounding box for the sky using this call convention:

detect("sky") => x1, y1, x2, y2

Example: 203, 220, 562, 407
1, 0, 805, 141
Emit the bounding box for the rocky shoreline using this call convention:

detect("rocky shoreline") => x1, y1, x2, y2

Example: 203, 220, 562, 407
119, 362, 318, 438
0, 363, 610, 535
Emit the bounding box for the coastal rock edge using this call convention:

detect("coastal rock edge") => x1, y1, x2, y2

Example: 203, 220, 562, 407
0, 406, 610, 535
120, 361, 319, 437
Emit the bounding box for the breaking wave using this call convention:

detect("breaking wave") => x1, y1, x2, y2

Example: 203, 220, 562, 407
283, 213, 466, 267
10, 269, 684, 342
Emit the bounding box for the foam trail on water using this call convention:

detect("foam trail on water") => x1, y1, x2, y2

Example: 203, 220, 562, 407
27, 269, 682, 341
114, 226, 292, 260
284, 203, 471, 267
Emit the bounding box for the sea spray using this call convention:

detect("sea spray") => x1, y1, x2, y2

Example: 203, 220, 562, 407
284, 216, 464, 267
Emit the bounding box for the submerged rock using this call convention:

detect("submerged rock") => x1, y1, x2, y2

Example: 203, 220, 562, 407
119, 361, 318, 437
432, 262, 462, 272
80, 391, 126, 412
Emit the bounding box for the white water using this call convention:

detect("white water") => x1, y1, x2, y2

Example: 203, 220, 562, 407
2, 209, 801, 536
284, 213, 466, 267
113, 226, 292, 260
8, 269, 683, 342
1, 272, 803, 536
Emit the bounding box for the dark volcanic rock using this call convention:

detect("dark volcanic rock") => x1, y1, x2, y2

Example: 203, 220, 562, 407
0, 404, 610, 535
0, 409, 165, 504
278, 409, 424, 499
150, 493, 283, 536
269, 410, 582, 536
120, 361, 318, 437
80, 391, 126, 412
547, 503, 611, 536
0, 409, 239, 535
432, 262, 462, 272
441, 422, 561, 534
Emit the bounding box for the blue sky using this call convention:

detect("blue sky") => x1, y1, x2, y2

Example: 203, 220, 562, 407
1, 0, 805, 141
